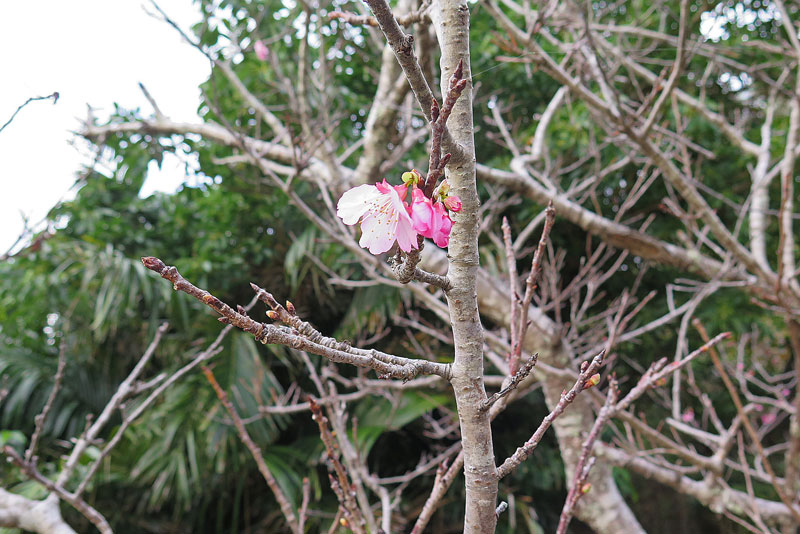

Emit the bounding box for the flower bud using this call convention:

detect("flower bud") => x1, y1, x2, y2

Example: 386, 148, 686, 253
266, 310, 279, 320
581, 483, 592, 494
584, 373, 601, 389
444, 195, 462, 212
401, 169, 422, 185
286, 301, 296, 315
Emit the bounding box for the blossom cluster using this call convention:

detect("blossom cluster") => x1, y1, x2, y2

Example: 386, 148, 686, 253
336, 170, 461, 255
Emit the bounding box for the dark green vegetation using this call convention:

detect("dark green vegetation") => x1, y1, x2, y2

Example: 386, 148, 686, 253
1, 0, 797, 532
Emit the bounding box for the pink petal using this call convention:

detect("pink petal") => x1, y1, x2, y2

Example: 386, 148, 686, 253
395, 218, 419, 252
411, 189, 434, 234
430, 202, 453, 248
359, 213, 397, 254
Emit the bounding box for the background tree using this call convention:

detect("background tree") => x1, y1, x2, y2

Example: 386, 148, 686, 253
2, 0, 800, 533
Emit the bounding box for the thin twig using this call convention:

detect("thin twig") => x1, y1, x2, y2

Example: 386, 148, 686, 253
0, 92, 59, 134
481, 353, 538, 411
510, 201, 555, 374
556, 379, 619, 534
496, 349, 605, 479
202, 366, 301, 534
310, 398, 367, 534
25, 336, 69, 463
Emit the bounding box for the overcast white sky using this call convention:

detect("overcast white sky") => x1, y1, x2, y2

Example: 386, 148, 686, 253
0, 1, 210, 252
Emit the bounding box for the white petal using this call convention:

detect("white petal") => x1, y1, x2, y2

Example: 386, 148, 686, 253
337, 184, 381, 225
359, 213, 396, 254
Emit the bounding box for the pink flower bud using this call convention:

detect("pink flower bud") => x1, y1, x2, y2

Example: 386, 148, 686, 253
254, 40, 269, 61
444, 195, 462, 212
760, 413, 777, 425
583, 373, 601, 389
681, 408, 695, 423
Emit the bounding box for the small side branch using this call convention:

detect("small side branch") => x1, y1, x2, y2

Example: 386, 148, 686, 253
360, 0, 464, 161
480, 353, 538, 411
202, 366, 300, 534
142, 257, 451, 380
410, 451, 465, 534
556, 379, 620, 534
393, 63, 467, 287
392, 243, 453, 290
0, 92, 59, 134
310, 399, 368, 534
496, 350, 605, 479
25, 337, 68, 463
509, 202, 555, 374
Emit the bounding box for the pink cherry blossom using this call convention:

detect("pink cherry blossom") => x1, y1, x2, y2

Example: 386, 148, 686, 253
680, 408, 694, 423
254, 40, 269, 61
410, 188, 454, 248
337, 180, 419, 255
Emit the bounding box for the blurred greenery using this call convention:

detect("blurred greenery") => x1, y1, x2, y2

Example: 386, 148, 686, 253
1, 0, 798, 533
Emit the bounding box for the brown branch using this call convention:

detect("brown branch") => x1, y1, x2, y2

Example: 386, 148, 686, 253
141, 257, 451, 380
692, 320, 800, 523
25, 336, 68, 463
248, 281, 451, 379
615, 331, 731, 414
502, 217, 521, 359
556, 379, 619, 534
496, 349, 605, 479
360, 0, 464, 161
510, 202, 555, 374
309, 399, 367, 534
480, 353, 538, 411
393, 62, 466, 287
202, 366, 300, 534
410, 451, 464, 534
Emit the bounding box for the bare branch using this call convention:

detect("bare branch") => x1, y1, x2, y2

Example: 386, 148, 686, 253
0, 92, 59, 134
496, 350, 605, 479
141, 257, 451, 380
202, 366, 300, 534
25, 337, 69, 463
